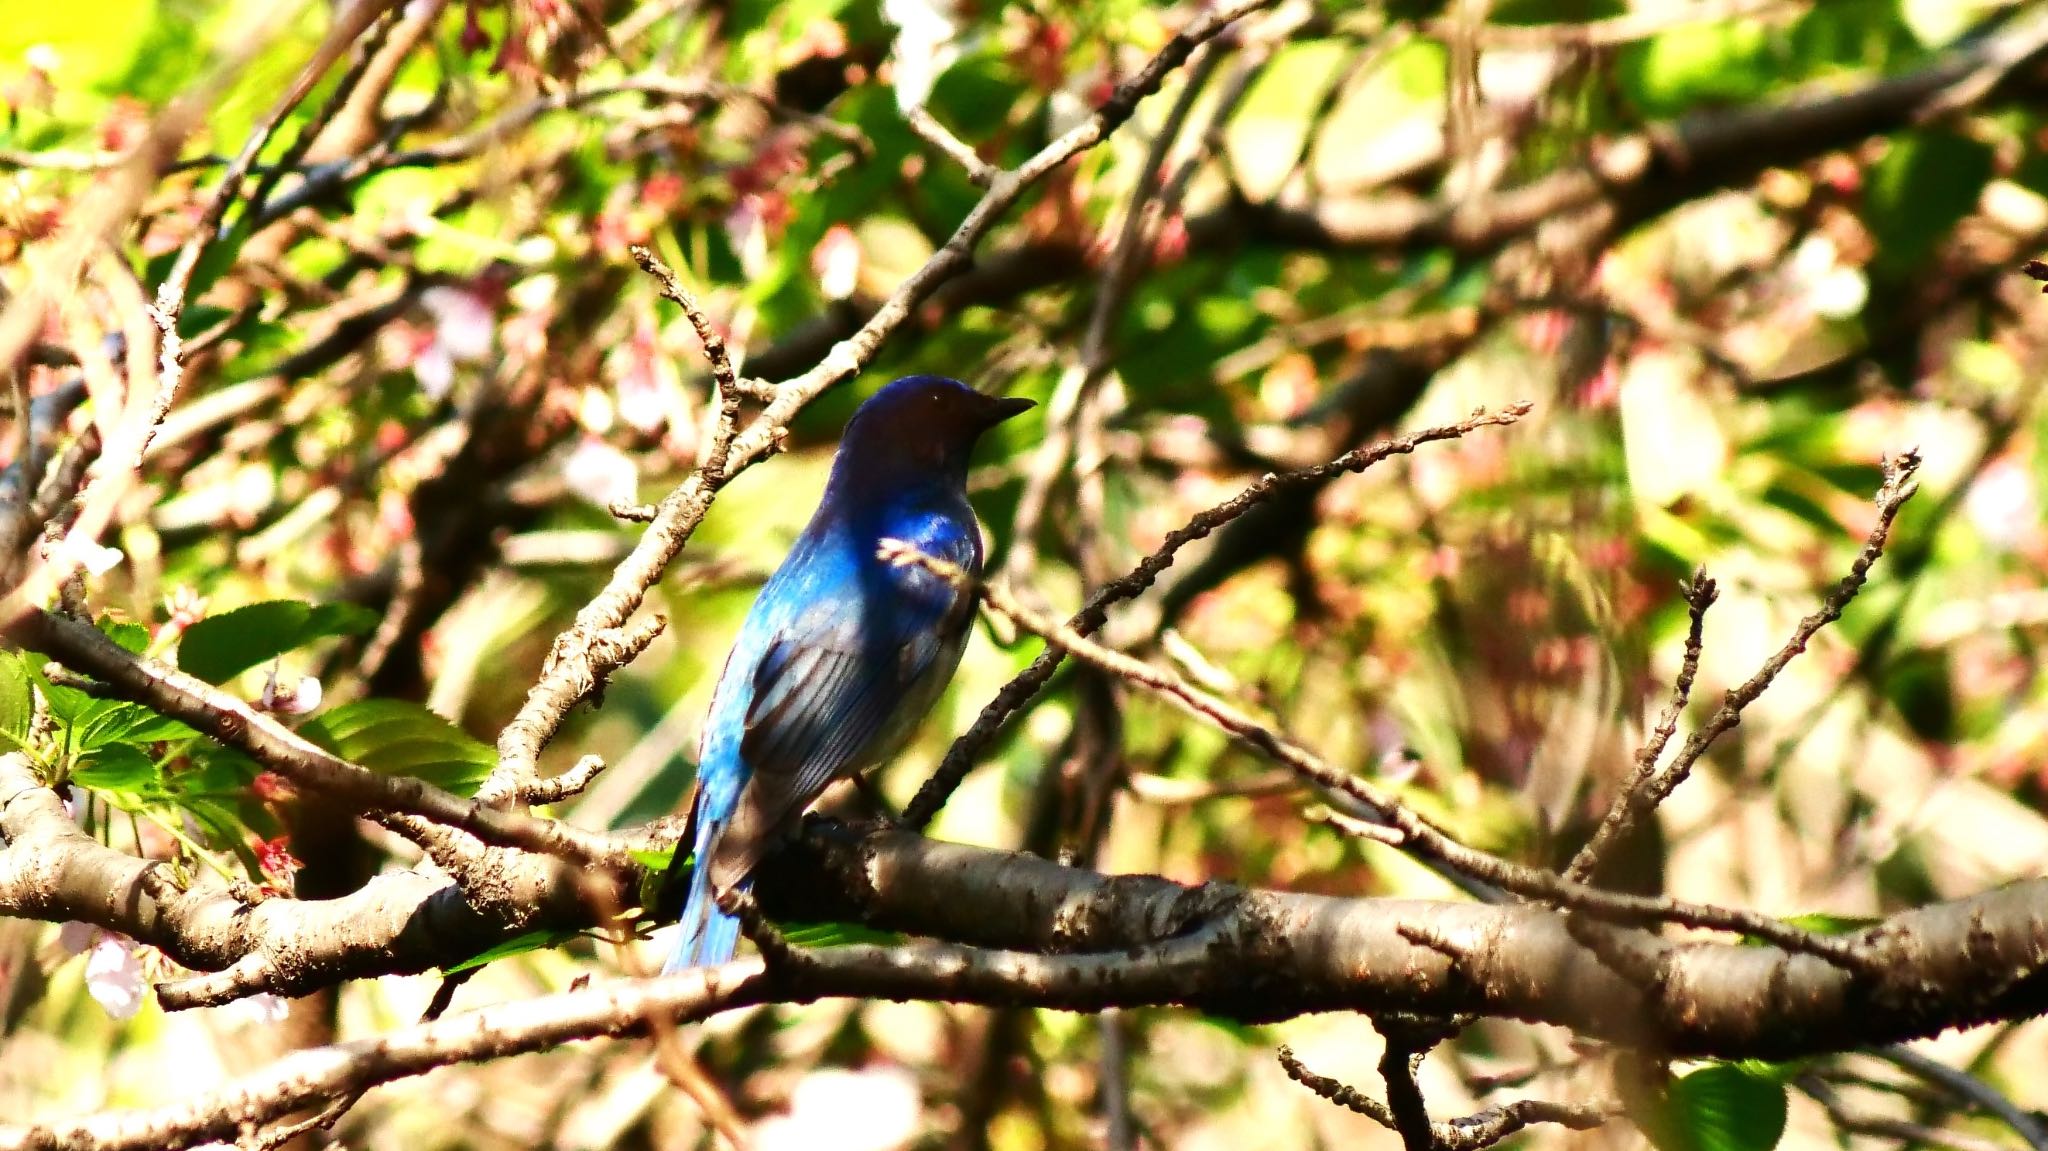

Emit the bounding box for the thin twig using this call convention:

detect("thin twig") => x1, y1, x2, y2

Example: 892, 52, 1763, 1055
1280, 1046, 1616, 1151
1565, 570, 1718, 884
882, 539, 1884, 968
1568, 451, 1921, 880
522, 755, 609, 806
905, 106, 996, 186
904, 402, 1535, 829
1871, 1045, 2048, 1151
629, 245, 743, 482
1797, 1073, 2011, 1151
247, 1089, 365, 1151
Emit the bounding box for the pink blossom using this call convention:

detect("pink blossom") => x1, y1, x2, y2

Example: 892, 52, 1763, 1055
414, 286, 496, 400
726, 196, 772, 279
812, 225, 862, 301
563, 437, 639, 509
1966, 457, 2040, 552
84, 934, 146, 1020
612, 314, 683, 435
52, 530, 123, 577
257, 663, 323, 715
220, 991, 291, 1028
58, 920, 96, 955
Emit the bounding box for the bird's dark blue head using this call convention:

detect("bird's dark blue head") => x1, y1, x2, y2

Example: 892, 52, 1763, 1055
830, 375, 1033, 490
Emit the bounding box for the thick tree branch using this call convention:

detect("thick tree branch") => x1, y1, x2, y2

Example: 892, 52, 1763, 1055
7, 821, 2048, 1149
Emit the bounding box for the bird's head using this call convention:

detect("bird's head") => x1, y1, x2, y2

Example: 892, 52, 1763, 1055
833, 375, 1033, 487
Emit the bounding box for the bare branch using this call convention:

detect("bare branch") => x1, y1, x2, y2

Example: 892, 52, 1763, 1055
905, 402, 1535, 828
521, 755, 609, 806
1569, 452, 1921, 882
904, 106, 996, 186
1280, 1046, 1618, 1151
1566, 570, 1718, 884
882, 537, 1880, 970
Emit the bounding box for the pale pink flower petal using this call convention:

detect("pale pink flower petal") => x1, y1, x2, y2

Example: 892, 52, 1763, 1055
883, 0, 960, 110
85, 936, 146, 1020
220, 991, 291, 1028
726, 197, 770, 279
812, 225, 862, 301
259, 665, 323, 716
413, 342, 456, 400
57, 920, 96, 955
1967, 457, 2040, 552
54, 531, 123, 576
420, 286, 496, 361
563, 438, 639, 509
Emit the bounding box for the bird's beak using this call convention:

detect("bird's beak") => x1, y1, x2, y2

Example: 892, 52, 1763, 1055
981, 395, 1035, 425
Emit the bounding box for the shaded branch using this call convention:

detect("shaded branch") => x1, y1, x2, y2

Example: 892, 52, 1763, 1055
1278, 1046, 1616, 1151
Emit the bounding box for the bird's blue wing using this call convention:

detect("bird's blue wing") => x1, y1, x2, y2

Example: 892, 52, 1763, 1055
707, 523, 978, 890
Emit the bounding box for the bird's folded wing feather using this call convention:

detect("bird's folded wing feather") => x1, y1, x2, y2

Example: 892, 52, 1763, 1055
731, 528, 978, 851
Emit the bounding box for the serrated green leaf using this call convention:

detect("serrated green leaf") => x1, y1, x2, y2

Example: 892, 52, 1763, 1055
74, 744, 160, 793
1646, 1063, 1790, 1151
175, 600, 378, 685
175, 744, 264, 799
75, 700, 194, 749
0, 653, 33, 746
96, 614, 149, 655
442, 927, 583, 975
299, 700, 495, 796
32, 666, 94, 725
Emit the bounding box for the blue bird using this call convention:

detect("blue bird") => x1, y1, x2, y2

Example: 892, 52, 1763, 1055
664, 375, 1033, 972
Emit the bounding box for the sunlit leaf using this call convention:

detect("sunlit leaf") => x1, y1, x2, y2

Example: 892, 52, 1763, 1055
299, 700, 495, 796
1642, 1062, 1790, 1151
0, 653, 33, 748
74, 744, 160, 794
443, 927, 584, 975
176, 600, 378, 685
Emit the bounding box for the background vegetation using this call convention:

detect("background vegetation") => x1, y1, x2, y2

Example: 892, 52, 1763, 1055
2, 0, 2048, 1148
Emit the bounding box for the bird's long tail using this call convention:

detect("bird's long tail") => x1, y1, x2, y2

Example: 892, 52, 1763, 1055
663, 817, 745, 974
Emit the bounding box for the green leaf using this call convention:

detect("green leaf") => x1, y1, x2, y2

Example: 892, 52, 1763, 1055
1619, 20, 1771, 118
299, 700, 495, 796
75, 700, 194, 749
779, 921, 902, 948
97, 614, 149, 655
1864, 130, 1994, 280
0, 653, 33, 747
629, 846, 679, 872
1645, 1063, 1790, 1151
175, 600, 377, 685
74, 744, 161, 794
442, 927, 583, 975
1797, 913, 1879, 935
